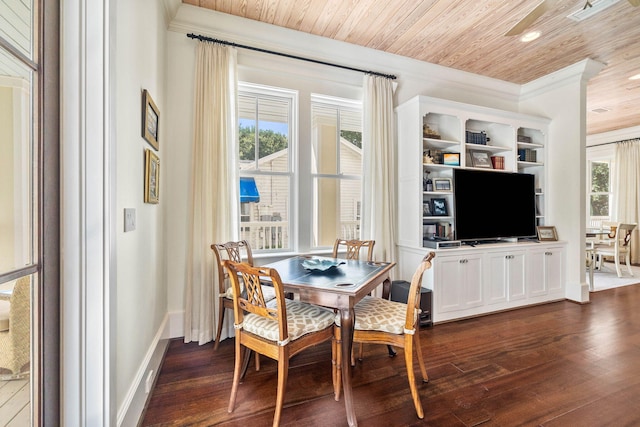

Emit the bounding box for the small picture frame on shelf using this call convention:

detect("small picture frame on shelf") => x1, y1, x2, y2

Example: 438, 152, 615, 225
423, 203, 432, 216
431, 198, 448, 216
433, 178, 452, 191
470, 150, 493, 168
443, 153, 460, 166
537, 226, 557, 241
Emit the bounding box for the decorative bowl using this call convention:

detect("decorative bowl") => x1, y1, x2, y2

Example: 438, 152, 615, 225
301, 258, 345, 272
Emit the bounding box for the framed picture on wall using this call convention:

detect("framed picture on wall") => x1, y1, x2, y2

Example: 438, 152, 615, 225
142, 89, 160, 150
144, 149, 160, 204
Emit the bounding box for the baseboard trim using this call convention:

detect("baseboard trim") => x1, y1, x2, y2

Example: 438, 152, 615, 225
117, 314, 170, 427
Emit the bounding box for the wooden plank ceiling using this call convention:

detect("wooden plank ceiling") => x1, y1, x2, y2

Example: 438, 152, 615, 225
184, 0, 640, 136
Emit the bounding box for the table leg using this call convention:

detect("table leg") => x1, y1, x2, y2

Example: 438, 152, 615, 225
340, 307, 357, 427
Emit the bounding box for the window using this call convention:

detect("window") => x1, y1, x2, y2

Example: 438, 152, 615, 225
311, 95, 362, 248
589, 160, 611, 219
238, 84, 295, 251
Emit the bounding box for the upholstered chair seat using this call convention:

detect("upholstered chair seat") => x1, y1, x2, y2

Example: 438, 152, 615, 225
243, 299, 335, 343
336, 295, 420, 335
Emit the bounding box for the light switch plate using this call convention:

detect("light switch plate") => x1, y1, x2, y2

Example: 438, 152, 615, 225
124, 208, 136, 232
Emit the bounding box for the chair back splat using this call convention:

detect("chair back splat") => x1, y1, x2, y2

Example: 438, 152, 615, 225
211, 240, 279, 353
332, 239, 375, 262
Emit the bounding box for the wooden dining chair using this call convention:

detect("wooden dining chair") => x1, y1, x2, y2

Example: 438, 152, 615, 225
594, 222, 637, 277
223, 260, 337, 427
332, 238, 390, 360
332, 238, 375, 262
211, 240, 276, 351
333, 252, 435, 419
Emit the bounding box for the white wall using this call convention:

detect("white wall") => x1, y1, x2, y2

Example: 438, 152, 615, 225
115, 0, 168, 422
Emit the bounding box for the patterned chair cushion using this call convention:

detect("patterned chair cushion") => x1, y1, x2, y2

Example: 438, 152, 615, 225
336, 296, 419, 335
242, 299, 335, 343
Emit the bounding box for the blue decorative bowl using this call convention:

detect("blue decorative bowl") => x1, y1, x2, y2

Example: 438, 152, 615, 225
301, 258, 345, 272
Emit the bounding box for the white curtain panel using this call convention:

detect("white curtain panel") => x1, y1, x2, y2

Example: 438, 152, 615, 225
615, 139, 640, 265
362, 75, 397, 286
184, 43, 239, 345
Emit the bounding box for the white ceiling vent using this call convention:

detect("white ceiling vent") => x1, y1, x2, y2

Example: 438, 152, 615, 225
567, 0, 621, 21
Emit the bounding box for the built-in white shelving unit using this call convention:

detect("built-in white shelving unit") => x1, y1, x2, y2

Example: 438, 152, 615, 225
396, 95, 565, 323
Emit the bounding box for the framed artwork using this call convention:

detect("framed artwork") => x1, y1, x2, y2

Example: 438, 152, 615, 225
470, 150, 492, 168
423, 202, 432, 216
537, 226, 558, 241
142, 89, 160, 150
443, 152, 460, 166
434, 178, 452, 192
431, 198, 448, 216
144, 149, 160, 204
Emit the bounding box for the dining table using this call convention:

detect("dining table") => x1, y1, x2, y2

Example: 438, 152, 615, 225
262, 255, 396, 427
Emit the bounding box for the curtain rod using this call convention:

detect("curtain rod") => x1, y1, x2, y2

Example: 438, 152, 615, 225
589, 137, 640, 147
187, 33, 397, 80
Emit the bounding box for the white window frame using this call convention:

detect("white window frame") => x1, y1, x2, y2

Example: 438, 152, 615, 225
586, 146, 615, 225
310, 94, 363, 250
237, 82, 298, 253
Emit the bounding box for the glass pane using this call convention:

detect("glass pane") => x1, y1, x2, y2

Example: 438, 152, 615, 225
590, 161, 609, 193
590, 195, 609, 217
258, 98, 289, 162
238, 94, 257, 162
313, 177, 361, 247
0, 0, 34, 60
338, 107, 362, 177
239, 175, 290, 251
0, 46, 34, 274
0, 273, 32, 380
312, 104, 338, 175
239, 95, 290, 168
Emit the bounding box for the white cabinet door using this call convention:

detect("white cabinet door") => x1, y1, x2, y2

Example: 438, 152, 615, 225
435, 253, 483, 314
528, 246, 564, 297
544, 248, 564, 295
486, 250, 526, 304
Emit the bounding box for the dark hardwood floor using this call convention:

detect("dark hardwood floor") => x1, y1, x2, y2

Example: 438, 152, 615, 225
141, 284, 640, 426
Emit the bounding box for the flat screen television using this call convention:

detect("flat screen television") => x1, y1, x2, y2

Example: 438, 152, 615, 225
453, 168, 536, 242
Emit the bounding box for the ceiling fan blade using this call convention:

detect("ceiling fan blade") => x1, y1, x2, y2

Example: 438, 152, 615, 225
628, 0, 640, 6
505, 0, 551, 36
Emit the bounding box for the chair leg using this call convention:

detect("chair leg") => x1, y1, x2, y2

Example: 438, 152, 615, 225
332, 333, 342, 401
626, 252, 634, 276
404, 336, 424, 419
214, 299, 226, 351
614, 251, 622, 277
413, 329, 428, 383
273, 354, 289, 427
228, 340, 244, 413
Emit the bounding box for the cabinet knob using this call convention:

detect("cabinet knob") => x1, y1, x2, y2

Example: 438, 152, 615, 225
505, 255, 514, 259
545, 252, 552, 256
459, 259, 468, 264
